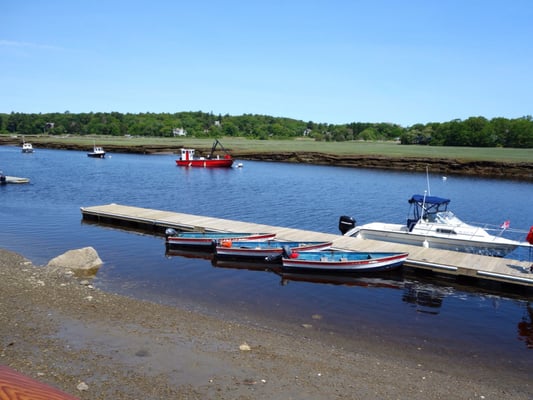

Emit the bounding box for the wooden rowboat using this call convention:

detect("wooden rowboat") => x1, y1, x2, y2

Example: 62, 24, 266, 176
214, 239, 332, 263
165, 228, 275, 251
281, 249, 409, 273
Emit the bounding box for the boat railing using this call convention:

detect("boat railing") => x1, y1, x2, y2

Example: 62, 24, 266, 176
467, 221, 529, 235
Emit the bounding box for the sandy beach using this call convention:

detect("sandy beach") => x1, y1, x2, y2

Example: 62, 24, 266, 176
1, 248, 531, 399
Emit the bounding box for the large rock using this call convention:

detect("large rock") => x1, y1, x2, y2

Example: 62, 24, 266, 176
46, 247, 103, 277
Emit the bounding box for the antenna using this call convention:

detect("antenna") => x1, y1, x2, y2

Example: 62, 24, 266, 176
426, 165, 431, 196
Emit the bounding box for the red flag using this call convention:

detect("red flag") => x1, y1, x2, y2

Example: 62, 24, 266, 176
500, 220, 510, 229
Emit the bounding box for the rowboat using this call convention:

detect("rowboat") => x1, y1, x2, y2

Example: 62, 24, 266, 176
176, 139, 233, 168
281, 249, 409, 273
214, 239, 332, 262
165, 228, 276, 250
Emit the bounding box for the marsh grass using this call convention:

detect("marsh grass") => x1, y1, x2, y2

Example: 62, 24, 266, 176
9, 135, 533, 162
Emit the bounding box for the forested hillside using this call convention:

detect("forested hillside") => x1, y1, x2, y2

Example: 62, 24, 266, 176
1, 111, 532, 148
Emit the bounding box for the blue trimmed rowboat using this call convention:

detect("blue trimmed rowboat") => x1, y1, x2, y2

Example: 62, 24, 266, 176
214, 239, 332, 262
281, 249, 409, 273
165, 228, 276, 250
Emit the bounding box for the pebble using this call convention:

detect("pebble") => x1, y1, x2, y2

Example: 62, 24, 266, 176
239, 343, 251, 351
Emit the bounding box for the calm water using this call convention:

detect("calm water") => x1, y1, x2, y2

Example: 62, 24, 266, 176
1, 145, 533, 370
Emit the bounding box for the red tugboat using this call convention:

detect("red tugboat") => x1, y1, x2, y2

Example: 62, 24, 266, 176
176, 139, 233, 168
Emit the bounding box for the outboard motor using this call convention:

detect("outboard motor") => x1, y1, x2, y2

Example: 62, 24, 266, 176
281, 245, 293, 258
165, 228, 178, 238
338, 215, 356, 235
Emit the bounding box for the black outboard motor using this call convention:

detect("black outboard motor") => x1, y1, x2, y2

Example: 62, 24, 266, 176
165, 228, 178, 238
338, 215, 356, 235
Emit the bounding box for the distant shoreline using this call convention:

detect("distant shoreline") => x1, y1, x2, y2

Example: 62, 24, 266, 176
2, 137, 531, 181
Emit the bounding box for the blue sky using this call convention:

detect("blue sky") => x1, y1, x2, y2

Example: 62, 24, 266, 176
2, 1, 532, 126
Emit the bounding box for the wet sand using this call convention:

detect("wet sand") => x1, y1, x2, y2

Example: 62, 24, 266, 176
1, 248, 531, 399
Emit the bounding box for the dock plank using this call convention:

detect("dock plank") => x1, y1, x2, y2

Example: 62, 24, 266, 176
81, 204, 533, 288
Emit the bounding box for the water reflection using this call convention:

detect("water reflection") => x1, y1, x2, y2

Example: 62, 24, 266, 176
401, 282, 450, 314
166, 247, 450, 313
165, 247, 213, 260
518, 302, 533, 349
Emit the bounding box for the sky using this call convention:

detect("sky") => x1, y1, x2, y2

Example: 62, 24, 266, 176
2, 1, 533, 126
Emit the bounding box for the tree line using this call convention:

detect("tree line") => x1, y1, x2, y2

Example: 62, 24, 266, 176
1, 111, 532, 148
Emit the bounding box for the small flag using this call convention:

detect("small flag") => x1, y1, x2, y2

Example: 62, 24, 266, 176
500, 220, 510, 229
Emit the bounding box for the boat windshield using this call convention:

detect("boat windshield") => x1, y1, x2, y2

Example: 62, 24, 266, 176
434, 211, 463, 225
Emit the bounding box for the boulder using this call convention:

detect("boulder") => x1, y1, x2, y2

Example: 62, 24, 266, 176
46, 247, 103, 277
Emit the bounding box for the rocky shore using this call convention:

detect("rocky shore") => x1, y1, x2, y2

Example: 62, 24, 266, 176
1, 248, 532, 399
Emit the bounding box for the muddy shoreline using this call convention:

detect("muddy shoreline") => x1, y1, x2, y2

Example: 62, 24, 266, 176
2, 138, 531, 180
1, 248, 532, 399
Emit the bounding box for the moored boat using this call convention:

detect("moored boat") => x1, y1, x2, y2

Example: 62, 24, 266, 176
0, 171, 30, 184
175, 139, 233, 168
340, 193, 525, 257
87, 145, 106, 158
281, 249, 409, 273
165, 228, 276, 251
21, 142, 34, 153
214, 239, 332, 262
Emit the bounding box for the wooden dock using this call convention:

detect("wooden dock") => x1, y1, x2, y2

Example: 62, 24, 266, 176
80, 203, 533, 289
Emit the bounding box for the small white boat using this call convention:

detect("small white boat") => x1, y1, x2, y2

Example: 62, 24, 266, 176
340, 194, 523, 257
21, 142, 34, 153
87, 145, 106, 158
0, 172, 30, 184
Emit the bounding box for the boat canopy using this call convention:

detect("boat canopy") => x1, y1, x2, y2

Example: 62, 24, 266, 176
407, 194, 451, 229
409, 194, 450, 206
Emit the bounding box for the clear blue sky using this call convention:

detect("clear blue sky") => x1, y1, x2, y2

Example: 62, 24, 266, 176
2, 1, 532, 126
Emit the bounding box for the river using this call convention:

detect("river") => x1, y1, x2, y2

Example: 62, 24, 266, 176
1, 145, 532, 371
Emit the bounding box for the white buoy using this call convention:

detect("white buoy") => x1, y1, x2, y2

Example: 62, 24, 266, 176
423, 239, 429, 248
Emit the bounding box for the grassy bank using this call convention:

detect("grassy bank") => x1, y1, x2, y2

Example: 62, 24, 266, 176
3, 134, 532, 163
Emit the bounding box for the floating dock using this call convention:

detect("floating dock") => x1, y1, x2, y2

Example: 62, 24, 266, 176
80, 203, 533, 289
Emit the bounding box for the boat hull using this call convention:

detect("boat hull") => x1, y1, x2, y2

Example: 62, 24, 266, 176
87, 153, 105, 158
214, 240, 332, 262
21, 143, 33, 153
351, 224, 518, 257
175, 159, 233, 168
282, 250, 409, 273
166, 232, 276, 251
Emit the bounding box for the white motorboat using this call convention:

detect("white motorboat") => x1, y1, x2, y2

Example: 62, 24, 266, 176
21, 142, 34, 153
87, 145, 106, 158
339, 194, 525, 257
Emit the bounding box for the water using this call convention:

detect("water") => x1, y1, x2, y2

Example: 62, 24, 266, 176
1, 145, 533, 370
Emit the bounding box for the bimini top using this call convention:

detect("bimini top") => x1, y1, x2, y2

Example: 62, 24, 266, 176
409, 194, 451, 206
